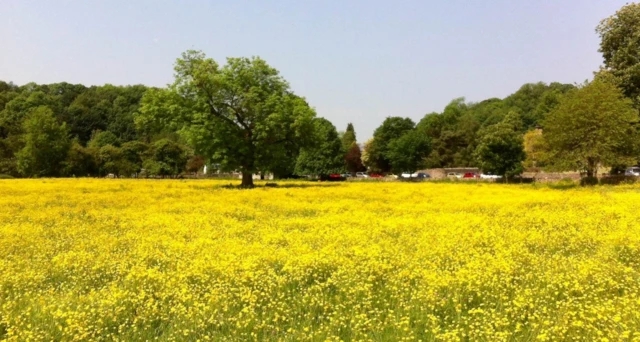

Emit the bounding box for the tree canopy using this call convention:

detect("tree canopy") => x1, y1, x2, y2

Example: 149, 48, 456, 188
367, 117, 415, 172
295, 118, 344, 177
16, 106, 70, 177
387, 129, 431, 174
543, 80, 639, 177
474, 113, 525, 180
597, 2, 640, 107
137, 51, 316, 187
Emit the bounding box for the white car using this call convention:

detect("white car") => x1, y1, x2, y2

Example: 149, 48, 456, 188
355, 172, 368, 178
625, 167, 640, 176
401, 172, 430, 179
480, 173, 503, 179
447, 172, 462, 179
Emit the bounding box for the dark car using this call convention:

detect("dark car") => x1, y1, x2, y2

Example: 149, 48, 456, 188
321, 174, 346, 182
415, 172, 430, 179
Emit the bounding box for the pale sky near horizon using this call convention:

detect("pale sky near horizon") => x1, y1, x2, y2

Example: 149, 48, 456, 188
0, 1, 630, 139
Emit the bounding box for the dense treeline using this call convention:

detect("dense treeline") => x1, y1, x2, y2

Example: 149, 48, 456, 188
1, 2, 640, 184
0, 81, 200, 178
0, 79, 575, 180
362, 82, 574, 173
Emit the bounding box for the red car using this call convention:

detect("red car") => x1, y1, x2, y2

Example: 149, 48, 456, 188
368, 173, 384, 178
463, 172, 479, 179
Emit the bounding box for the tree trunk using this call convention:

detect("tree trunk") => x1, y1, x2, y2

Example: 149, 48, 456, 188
241, 171, 254, 188
586, 158, 598, 178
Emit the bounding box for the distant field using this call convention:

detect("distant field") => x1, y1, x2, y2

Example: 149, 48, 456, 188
1, 180, 640, 341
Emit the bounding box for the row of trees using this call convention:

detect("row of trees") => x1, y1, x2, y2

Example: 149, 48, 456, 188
0, 81, 201, 178
359, 2, 640, 181
359, 76, 638, 181
0, 56, 365, 184
359, 82, 572, 180
1, 3, 639, 185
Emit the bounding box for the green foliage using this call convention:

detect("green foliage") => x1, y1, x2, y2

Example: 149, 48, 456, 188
135, 88, 188, 140
63, 85, 146, 143
120, 140, 150, 175
341, 123, 357, 152
64, 140, 97, 177
295, 118, 344, 176
137, 51, 316, 186
88, 130, 120, 148
597, 3, 640, 107
97, 145, 126, 177
16, 106, 70, 177
341, 123, 363, 173
368, 117, 415, 172
474, 113, 525, 179
543, 79, 639, 177
419, 84, 573, 168
387, 130, 431, 173
143, 139, 189, 177
523, 129, 546, 169
0, 81, 149, 178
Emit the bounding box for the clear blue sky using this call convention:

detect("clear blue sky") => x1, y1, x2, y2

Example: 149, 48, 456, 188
0, 0, 629, 139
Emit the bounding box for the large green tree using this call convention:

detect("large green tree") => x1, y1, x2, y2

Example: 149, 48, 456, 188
16, 106, 70, 177
543, 80, 639, 178
368, 117, 415, 172
387, 129, 431, 175
474, 113, 525, 180
295, 118, 344, 177
597, 3, 640, 107
137, 51, 315, 187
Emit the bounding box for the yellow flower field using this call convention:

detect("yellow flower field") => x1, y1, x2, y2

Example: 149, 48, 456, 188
1, 179, 640, 341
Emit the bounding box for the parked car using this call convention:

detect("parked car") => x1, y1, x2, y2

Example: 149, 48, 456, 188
340, 173, 353, 178
480, 173, 503, 179
401, 172, 430, 179
323, 173, 347, 182
355, 172, 368, 178
463, 172, 479, 179
447, 172, 462, 179
368, 173, 384, 178
625, 167, 640, 176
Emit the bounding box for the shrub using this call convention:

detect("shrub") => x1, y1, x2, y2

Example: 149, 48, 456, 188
599, 175, 637, 185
